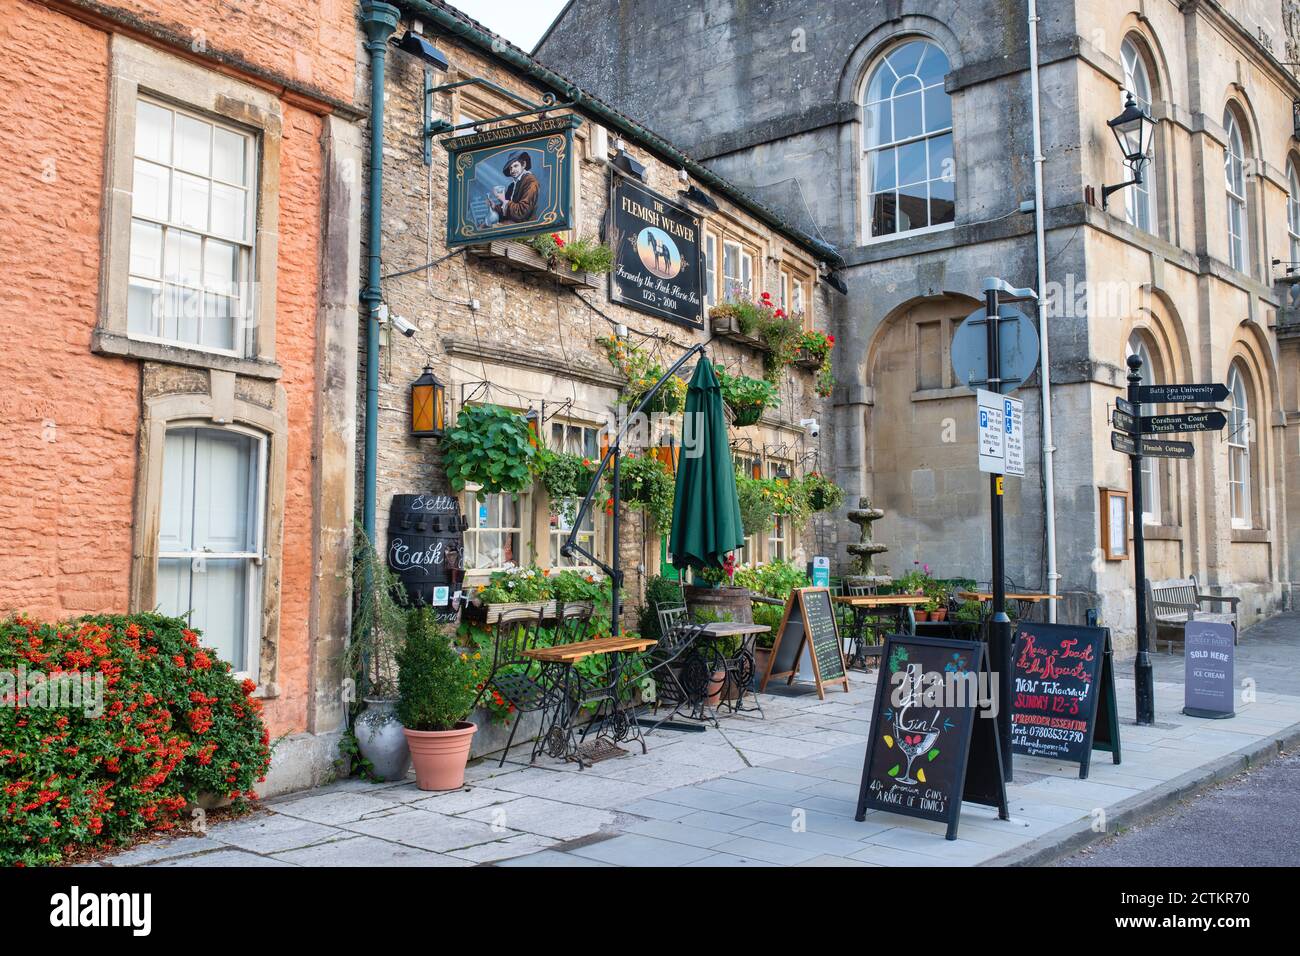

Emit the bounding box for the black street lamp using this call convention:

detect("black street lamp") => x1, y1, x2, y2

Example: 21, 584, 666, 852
1101, 93, 1155, 209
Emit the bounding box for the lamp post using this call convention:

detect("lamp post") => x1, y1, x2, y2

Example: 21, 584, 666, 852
1101, 93, 1155, 209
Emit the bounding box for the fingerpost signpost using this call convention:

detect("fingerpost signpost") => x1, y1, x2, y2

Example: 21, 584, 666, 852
1113, 355, 1227, 724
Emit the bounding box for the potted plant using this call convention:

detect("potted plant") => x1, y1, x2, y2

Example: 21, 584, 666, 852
598, 336, 688, 414
795, 328, 834, 370
347, 530, 412, 781
954, 599, 983, 637
539, 448, 598, 523
801, 471, 844, 513
468, 565, 555, 624
397, 608, 480, 791
527, 232, 615, 274
756, 297, 804, 383
440, 403, 540, 498
716, 365, 780, 427
610, 453, 675, 529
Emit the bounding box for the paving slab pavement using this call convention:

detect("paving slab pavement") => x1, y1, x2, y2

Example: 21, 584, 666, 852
95, 613, 1300, 868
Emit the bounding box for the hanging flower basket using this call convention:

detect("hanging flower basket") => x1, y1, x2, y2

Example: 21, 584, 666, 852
729, 402, 764, 427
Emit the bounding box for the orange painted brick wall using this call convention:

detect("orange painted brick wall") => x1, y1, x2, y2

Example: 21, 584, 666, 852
0, 2, 354, 739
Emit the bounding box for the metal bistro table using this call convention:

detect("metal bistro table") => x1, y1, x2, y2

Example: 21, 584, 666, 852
640, 620, 770, 732
521, 635, 655, 769
833, 594, 929, 667
958, 591, 1060, 623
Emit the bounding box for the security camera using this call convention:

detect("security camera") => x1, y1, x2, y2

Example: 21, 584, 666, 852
800, 417, 820, 438
391, 315, 418, 338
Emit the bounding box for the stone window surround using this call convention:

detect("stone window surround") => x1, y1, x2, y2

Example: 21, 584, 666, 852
129, 371, 288, 696
94, 35, 282, 381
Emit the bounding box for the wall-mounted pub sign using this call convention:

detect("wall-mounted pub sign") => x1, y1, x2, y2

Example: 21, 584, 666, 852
608, 176, 704, 329
443, 116, 579, 247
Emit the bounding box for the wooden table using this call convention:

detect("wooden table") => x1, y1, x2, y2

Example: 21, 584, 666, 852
833, 595, 928, 663
959, 591, 1060, 623
520, 636, 656, 768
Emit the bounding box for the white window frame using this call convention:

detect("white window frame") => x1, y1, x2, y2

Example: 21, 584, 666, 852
723, 239, 754, 301
1120, 37, 1158, 235
462, 487, 531, 573
703, 231, 718, 307
547, 420, 607, 570
157, 423, 267, 679
129, 97, 257, 358
861, 37, 956, 242
1224, 109, 1249, 273
97, 36, 281, 376
1227, 363, 1252, 529
734, 453, 763, 566
766, 459, 792, 562
1287, 161, 1300, 267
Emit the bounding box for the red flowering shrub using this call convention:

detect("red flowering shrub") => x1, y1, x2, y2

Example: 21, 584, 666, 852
0, 613, 270, 866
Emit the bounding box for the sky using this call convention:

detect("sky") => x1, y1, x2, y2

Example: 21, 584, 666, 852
447, 0, 571, 51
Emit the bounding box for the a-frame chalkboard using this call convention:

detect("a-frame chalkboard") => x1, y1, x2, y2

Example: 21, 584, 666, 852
1009, 621, 1121, 778
759, 587, 849, 699
855, 633, 1009, 840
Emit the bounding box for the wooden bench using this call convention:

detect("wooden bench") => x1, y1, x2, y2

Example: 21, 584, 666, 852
1145, 576, 1240, 650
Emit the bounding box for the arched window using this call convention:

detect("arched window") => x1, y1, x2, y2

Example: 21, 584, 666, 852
1224, 108, 1249, 272
1120, 38, 1157, 233
1227, 362, 1253, 528
1287, 160, 1300, 266
1126, 332, 1161, 523
862, 38, 954, 239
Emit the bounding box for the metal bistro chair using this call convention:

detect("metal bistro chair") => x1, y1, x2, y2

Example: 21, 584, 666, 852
843, 580, 888, 669
640, 603, 717, 730
480, 606, 552, 766
554, 601, 596, 645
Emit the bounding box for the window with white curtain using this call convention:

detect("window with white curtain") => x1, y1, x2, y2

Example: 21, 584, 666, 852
1288, 161, 1300, 267
1120, 38, 1157, 234
157, 426, 266, 675
1125, 333, 1161, 524
1224, 109, 1248, 273
862, 38, 954, 239
462, 491, 527, 571
1227, 363, 1253, 528
129, 99, 255, 354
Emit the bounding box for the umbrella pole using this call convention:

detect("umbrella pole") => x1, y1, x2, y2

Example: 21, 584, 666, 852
611, 445, 621, 637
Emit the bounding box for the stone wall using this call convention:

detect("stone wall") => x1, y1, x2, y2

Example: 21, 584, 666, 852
360, 23, 836, 625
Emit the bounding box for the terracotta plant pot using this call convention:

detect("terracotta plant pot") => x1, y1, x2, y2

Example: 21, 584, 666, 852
914, 610, 930, 622
403, 722, 477, 791
704, 669, 727, 707
930, 608, 948, 622
753, 646, 773, 688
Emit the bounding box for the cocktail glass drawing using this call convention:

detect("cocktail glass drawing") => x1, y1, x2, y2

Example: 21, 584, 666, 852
894, 722, 940, 785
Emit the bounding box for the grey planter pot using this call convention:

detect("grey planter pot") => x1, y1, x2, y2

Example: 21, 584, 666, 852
354, 697, 411, 781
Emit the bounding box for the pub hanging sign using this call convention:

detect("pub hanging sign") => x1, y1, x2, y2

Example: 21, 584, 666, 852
608, 176, 704, 329
443, 116, 579, 247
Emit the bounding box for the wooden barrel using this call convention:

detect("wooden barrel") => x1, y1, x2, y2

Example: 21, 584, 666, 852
386, 494, 467, 617
683, 585, 753, 624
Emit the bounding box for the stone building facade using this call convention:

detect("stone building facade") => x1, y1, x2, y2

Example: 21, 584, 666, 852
360, 1, 837, 624
0, 0, 364, 793
539, 0, 1300, 641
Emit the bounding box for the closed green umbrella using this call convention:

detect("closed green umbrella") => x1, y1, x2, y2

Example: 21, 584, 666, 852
668, 359, 744, 573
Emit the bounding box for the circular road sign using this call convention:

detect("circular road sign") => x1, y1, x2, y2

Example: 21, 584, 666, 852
951, 305, 1040, 395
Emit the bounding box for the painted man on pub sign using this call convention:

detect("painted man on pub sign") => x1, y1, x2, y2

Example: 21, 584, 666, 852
444, 116, 577, 247
488, 150, 540, 224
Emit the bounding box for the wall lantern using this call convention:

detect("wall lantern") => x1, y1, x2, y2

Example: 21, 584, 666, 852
395, 28, 449, 71
410, 366, 446, 438
1293, 99, 1300, 140
1101, 93, 1155, 209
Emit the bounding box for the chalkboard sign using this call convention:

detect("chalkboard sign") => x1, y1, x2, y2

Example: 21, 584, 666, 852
759, 588, 848, 699
1183, 620, 1235, 719
855, 634, 1008, 840
1010, 622, 1120, 778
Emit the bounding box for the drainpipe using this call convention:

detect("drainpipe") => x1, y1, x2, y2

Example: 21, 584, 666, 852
1027, 0, 1060, 621
361, 2, 401, 545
